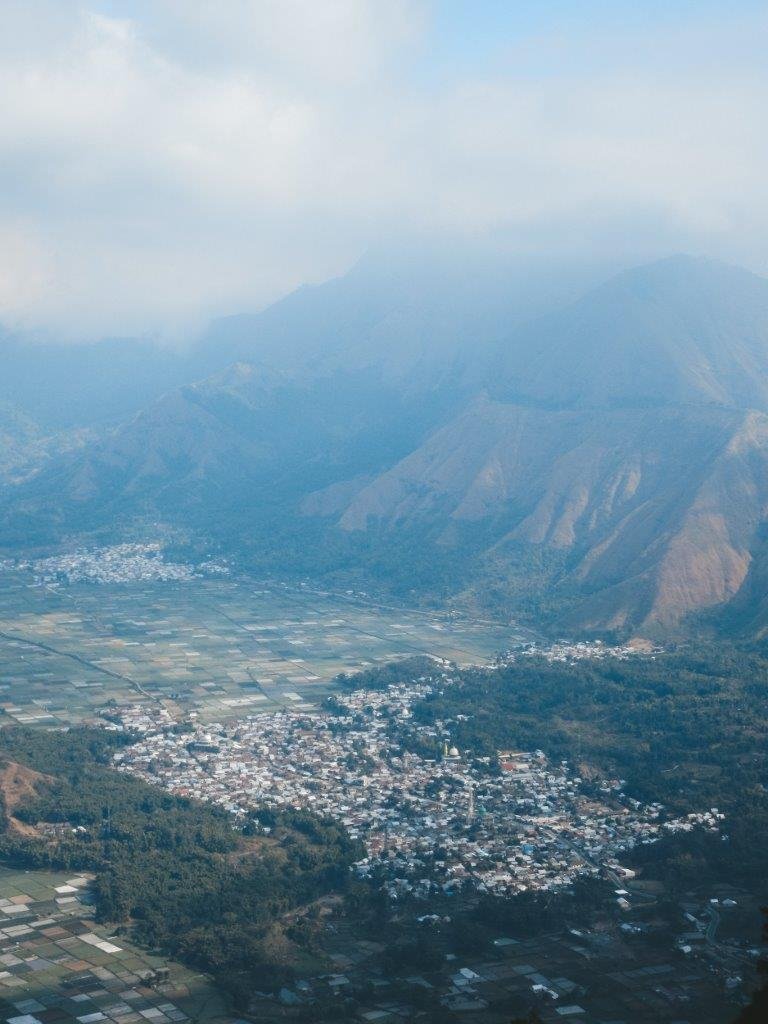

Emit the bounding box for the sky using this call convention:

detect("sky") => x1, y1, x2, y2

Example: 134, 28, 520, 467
0, 0, 766, 339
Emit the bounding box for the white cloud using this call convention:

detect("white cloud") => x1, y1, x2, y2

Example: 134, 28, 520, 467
0, 1, 766, 337
0, 225, 52, 314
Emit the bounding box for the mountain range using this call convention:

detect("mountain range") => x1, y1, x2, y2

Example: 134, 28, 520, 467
3, 252, 768, 638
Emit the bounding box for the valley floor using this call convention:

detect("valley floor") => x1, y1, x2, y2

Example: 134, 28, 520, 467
0, 569, 524, 727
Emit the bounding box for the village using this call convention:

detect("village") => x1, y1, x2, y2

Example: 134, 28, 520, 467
5, 544, 230, 587
496, 639, 662, 666
110, 670, 722, 904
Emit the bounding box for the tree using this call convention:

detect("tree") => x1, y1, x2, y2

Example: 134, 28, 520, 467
734, 907, 768, 1023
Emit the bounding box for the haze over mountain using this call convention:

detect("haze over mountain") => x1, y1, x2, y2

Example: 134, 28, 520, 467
0, 333, 196, 431
4, 253, 768, 639
492, 257, 768, 411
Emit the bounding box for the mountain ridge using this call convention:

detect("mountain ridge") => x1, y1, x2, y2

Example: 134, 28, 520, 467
4, 254, 768, 637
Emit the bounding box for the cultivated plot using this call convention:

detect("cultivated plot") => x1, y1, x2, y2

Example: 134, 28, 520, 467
0, 868, 232, 1024
0, 575, 528, 725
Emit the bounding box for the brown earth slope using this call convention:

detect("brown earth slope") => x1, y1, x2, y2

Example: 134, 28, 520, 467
0, 760, 52, 837
330, 397, 768, 631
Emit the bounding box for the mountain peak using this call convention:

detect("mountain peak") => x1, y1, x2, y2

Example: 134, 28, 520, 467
494, 254, 768, 411
604, 253, 767, 300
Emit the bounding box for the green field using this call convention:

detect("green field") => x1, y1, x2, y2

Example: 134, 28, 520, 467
0, 573, 527, 725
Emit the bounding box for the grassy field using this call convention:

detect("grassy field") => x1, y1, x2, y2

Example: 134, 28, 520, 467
0, 573, 527, 726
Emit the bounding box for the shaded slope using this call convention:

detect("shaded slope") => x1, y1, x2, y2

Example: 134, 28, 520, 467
5, 358, 461, 541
